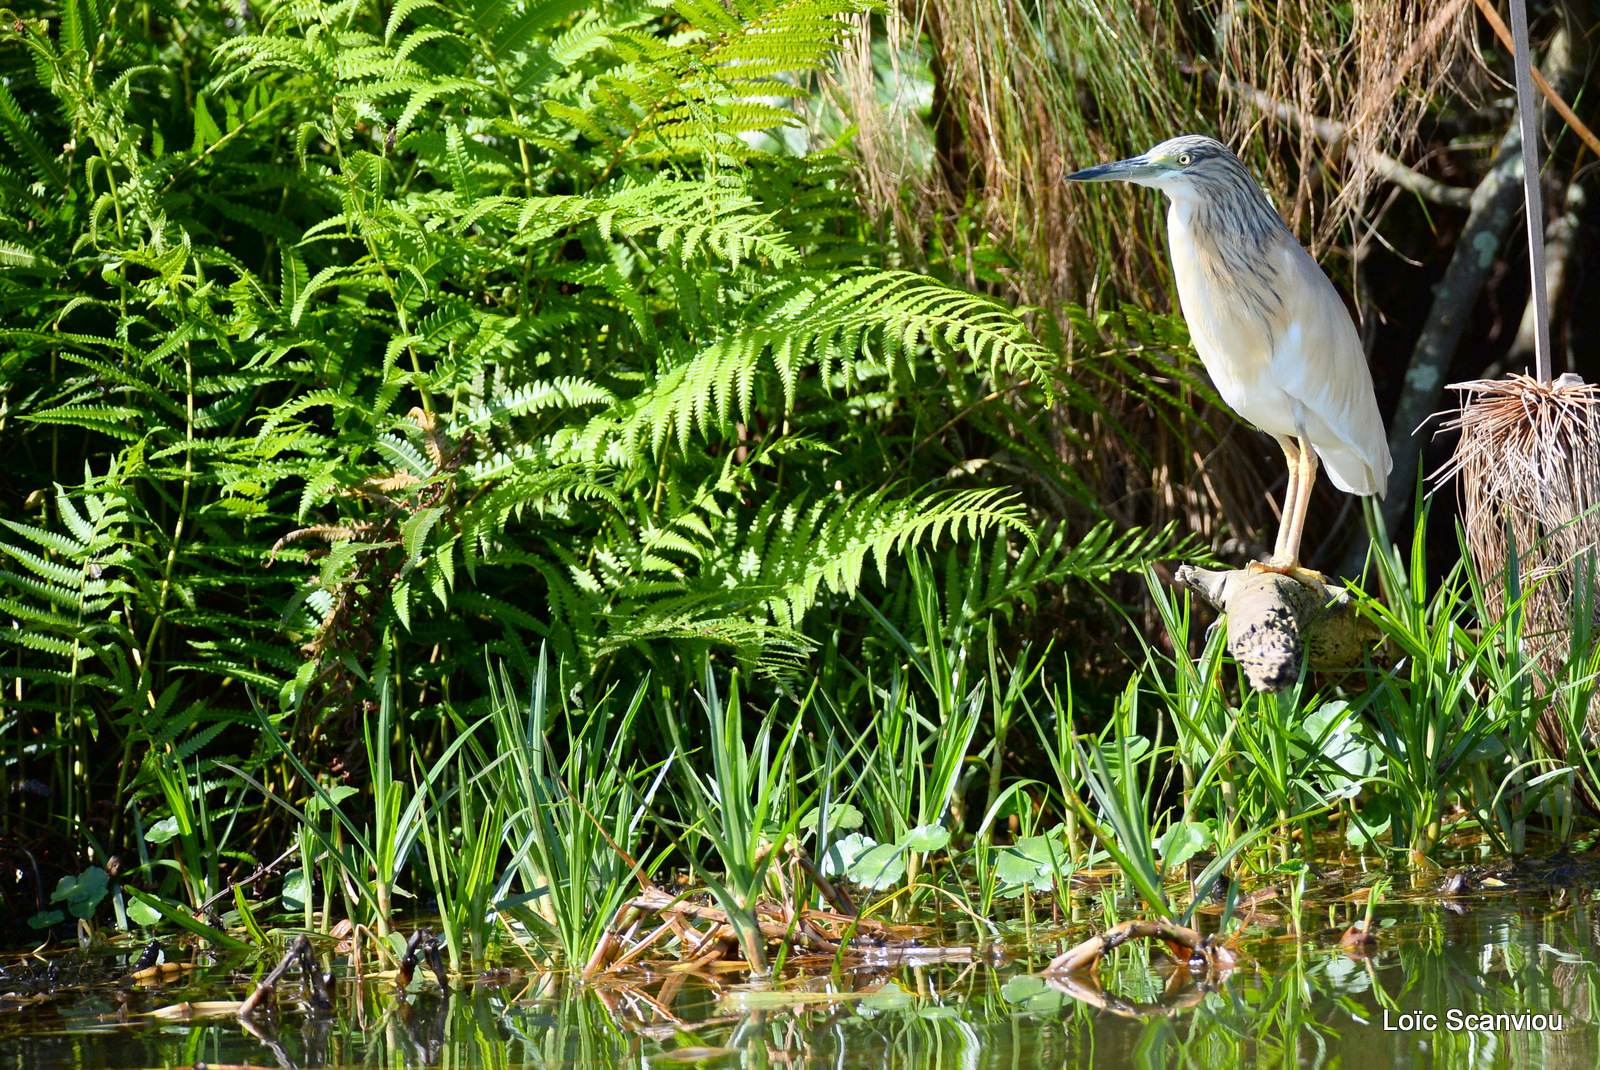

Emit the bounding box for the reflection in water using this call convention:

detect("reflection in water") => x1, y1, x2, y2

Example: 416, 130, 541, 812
5, 894, 1600, 1068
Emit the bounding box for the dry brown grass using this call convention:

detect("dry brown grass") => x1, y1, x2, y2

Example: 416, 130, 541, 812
1439, 374, 1600, 748
827, 0, 1480, 305
1211, 0, 1478, 257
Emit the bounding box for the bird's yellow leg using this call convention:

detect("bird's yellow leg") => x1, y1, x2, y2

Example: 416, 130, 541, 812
1281, 438, 1317, 566
1268, 436, 1301, 562
1252, 437, 1328, 592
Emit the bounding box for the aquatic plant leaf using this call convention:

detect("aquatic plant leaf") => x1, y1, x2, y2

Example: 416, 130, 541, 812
991, 833, 1070, 896
799, 802, 864, 832
847, 843, 907, 890
51, 867, 109, 920
1296, 700, 1380, 799
304, 784, 360, 813
1156, 821, 1210, 870
901, 823, 950, 852
127, 895, 162, 928
232, 886, 271, 947
281, 869, 310, 912
124, 889, 252, 952
992, 850, 1049, 894
1094, 733, 1151, 782
144, 817, 183, 845
1346, 796, 1392, 848
820, 832, 878, 878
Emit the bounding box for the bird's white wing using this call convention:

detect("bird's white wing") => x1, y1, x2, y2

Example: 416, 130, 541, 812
1268, 244, 1392, 498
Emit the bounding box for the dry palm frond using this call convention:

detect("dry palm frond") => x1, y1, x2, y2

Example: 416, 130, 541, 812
1438, 374, 1600, 746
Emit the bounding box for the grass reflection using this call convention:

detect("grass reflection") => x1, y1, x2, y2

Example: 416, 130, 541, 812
10, 895, 1600, 1069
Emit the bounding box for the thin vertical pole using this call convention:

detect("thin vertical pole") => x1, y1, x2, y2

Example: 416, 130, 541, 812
1508, 0, 1551, 383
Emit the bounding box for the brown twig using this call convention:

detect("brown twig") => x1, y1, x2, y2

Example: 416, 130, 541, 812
1044, 918, 1238, 976
1180, 60, 1474, 209
239, 935, 318, 1019
1469, 0, 1600, 159
398, 929, 449, 993
196, 846, 299, 914
790, 846, 857, 917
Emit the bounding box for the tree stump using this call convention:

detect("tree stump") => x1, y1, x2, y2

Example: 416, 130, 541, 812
1173, 566, 1379, 693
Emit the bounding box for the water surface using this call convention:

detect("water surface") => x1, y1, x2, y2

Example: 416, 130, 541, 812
5, 891, 1598, 1068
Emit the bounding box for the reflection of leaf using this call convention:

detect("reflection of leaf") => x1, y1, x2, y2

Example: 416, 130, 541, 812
651, 1046, 740, 1063
1001, 975, 1047, 1002
999, 973, 1067, 1012
847, 843, 906, 890
858, 980, 916, 1012
1321, 954, 1373, 996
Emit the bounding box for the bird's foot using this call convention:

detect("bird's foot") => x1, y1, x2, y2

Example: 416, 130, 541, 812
1248, 559, 1329, 598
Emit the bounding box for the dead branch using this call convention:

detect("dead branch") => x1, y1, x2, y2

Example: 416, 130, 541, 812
1183, 61, 1474, 209
1174, 566, 1378, 692
1044, 918, 1238, 976
398, 929, 449, 993
239, 934, 322, 1019
790, 845, 857, 917
623, 890, 864, 952
1368, 14, 1585, 554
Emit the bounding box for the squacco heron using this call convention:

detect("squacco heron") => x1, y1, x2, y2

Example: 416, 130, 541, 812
1067, 135, 1391, 583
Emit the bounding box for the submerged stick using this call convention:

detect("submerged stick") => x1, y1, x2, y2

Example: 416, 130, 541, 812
1174, 566, 1377, 693
239, 935, 317, 1019
1047, 971, 1213, 1019
1044, 918, 1237, 976
398, 928, 450, 993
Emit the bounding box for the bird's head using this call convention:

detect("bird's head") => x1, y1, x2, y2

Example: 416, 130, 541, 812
1064, 135, 1247, 198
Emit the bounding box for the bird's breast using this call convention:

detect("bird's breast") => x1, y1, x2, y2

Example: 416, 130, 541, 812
1165, 202, 1298, 437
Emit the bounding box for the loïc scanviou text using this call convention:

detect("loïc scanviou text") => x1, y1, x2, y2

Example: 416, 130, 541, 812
1383, 1010, 1563, 1032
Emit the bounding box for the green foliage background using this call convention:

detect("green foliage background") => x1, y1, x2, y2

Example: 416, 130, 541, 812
0, 0, 1192, 851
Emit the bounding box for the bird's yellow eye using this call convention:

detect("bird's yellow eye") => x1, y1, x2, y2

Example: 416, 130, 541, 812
1177, 152, 1193, 166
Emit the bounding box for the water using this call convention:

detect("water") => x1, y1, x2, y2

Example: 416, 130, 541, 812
6, 891, 1600, 1068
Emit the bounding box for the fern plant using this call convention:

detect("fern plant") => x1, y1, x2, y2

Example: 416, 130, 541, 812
0, 0, 1183, 844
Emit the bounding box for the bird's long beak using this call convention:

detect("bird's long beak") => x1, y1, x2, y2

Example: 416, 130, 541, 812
1063, 155, 1164, 183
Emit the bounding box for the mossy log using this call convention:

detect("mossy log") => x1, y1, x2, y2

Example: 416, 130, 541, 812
1173, 566, 1379, 693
